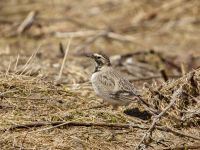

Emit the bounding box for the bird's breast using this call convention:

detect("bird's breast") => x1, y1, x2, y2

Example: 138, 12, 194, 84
91, 72, 101, 95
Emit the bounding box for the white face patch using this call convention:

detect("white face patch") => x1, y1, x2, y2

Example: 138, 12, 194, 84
92, 53, 111, 72
94, 53, 103, 58
93, 54, 105, 64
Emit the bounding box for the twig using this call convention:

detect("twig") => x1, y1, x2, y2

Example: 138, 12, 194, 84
2, 95, 62, 101
106, 32, 142, 45
163, 144, 200, 150
55, 30, 140, 43
137, 96, 159, 116
157, 53, 182, 73
5, 121, 148, 131
135, 87, 183, 150
14, 54, 20, 71
55, 30, 99, 38
157, 125, 200, 141
181, 63, 186, 76
17, 45, 41, 75
3, 121, 200, 141
31, 122, 69, 133
57, 38, 71, 81
160, 69, 169, 81
58, 30, 143, 54
0, 90, 19, 99
74, 31, 107, 53
13, 145, 35, 150
17, 11, 37, 34
5, 57, 12, 76
58, 42, 65, 58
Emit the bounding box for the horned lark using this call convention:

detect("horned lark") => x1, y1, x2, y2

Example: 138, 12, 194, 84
87, 53, 147, 109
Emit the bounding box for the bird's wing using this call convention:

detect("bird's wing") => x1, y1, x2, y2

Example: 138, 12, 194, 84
118, 78, 137, 94
109, 68, 138, 94
95, 68, 138, 103
96, 73, 116, 93
107, 69, 138, 102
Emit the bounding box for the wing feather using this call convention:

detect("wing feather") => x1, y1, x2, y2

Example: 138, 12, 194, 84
91, 67, 138, 105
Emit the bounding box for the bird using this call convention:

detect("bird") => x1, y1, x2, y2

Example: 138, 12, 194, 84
86, 53, 148, 109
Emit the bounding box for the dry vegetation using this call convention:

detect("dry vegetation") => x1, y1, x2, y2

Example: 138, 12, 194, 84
0, 0, 200, 149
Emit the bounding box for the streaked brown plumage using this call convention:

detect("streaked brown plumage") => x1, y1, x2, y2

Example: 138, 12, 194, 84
88, 53, 139, 108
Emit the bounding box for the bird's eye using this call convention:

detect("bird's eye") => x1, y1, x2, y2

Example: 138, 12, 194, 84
97, 56, 101, 59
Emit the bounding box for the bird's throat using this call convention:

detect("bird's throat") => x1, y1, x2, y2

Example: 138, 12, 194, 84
94, 64, 102, 73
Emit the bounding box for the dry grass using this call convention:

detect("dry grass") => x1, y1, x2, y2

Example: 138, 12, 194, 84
0, 68, 199, 150
0, 73, 136, 149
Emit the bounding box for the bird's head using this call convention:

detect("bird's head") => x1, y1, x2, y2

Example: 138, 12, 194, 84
86, 53, 111, 72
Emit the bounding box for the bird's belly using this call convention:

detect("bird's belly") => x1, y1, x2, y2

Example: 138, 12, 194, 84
91, 73, 102, 95
91, 73, 110, 97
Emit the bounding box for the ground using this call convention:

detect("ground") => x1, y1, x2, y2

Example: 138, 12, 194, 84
0, 0, 200, 149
